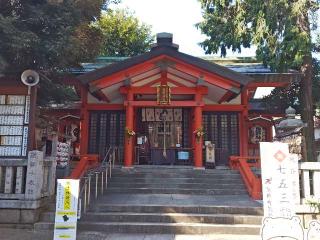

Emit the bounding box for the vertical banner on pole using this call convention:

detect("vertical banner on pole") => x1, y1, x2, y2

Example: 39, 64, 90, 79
260, 142, 299, 218
53, 179, 79, 240
259, 142, 305, 240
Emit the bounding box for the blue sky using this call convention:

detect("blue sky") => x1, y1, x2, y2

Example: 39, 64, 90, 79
110, 0, 256, 57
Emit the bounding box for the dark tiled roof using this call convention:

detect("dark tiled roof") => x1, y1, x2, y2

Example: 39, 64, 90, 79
77, 46, 253, 86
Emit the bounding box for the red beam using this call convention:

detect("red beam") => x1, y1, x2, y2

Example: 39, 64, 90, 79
218, 91, 235, 104
120, 86, 208, 95
124, 100, 204, 107
167, 69, 197, 84
131, 67, 161, 83
203, 105, 246, 111
143, 77, 189, 88
174, 64, 239, 91
166, 78, 188, 87
163, 55, 241, 88
1, 86, 28, 95
132, 71, 161, 85
89, 54, 242, 93
93, 89, 110, 102
144, 78, 163, 87
69, 155, 99, 179
91, 55, 167, 89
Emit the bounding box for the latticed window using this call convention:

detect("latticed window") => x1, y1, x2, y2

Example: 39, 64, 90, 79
88, 111, 125, 159
202, 112, 239, 165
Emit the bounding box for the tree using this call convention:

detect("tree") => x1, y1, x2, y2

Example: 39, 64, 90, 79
0, 0, 118, 104
264, 59, 320, 114
93, 9, 154, 57
197, 0, 319, 161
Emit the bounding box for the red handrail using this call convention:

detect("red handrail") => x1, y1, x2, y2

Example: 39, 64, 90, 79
68, 154, 99, 179
229, 156, 262, 200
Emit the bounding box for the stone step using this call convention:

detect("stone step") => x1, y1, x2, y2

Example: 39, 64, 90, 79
114, 166, 236, 173
93, 204, 263, 215
103, 187, 248, 195
45, 193, 258, 212
106, 182, 246, 189
83, 212, 262, 225
40, 211, 262, 225
34, 221, 261, 235
110, 172, 242, 178
107, 177, 243, 184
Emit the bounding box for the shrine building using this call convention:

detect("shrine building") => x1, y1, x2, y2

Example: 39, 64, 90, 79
76, 33, 298, 169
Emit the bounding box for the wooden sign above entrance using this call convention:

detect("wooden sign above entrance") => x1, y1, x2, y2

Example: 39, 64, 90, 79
157, 84, 171, 105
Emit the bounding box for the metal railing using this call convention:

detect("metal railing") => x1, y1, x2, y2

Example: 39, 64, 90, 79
77, 146, 118, 219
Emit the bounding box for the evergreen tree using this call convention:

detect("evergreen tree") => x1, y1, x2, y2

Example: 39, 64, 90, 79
197, 0, 320, 161
0, 0, 118, 105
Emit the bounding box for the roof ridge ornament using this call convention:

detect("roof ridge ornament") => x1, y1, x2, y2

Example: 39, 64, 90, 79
151, 32, 179, 51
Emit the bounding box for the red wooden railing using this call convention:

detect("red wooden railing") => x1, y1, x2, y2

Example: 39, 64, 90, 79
229, 156, 262, 200
69, 154, 99, 179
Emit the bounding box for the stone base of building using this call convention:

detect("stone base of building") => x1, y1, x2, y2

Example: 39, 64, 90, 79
0, 197, 52, 224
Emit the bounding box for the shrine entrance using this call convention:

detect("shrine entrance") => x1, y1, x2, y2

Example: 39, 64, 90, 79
78, 33, 256, 168
135, 108, 192, 165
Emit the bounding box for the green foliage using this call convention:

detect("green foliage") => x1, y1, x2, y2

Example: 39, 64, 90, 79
197, 0, 320, 109
37, 77, 79, 106
0, 0, 117, 105
0, 0, 107, 73
93, 9, 154, 57
264, 59, 320, 112
307, 197, 320, 213
197, 0, 319, 71
198, 1, 319, 161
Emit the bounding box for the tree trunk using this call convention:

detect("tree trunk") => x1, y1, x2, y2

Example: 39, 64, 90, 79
298, 4, 316, 162
301, 55, 316, 162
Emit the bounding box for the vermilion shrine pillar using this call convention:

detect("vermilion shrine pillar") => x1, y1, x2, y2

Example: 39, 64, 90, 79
80, 86, 89, 155
124, 90, 134, 167
194, 91, 203, 168
241, 87, 249, 156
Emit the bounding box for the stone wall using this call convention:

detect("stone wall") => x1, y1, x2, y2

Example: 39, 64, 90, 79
0, 151, 56, 224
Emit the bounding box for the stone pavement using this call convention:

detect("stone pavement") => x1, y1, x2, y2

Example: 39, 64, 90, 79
0, 228, 261, 240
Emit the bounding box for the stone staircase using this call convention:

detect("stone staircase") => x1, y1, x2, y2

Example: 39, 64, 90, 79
34, 165, 263, 235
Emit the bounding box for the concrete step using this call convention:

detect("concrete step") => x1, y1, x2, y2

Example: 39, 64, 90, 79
83, 212, 262, 225
110, 172, 242, 179
113, 166, 236, 173
93, 204, 263, 215
104, 187, 248, 195
106, 182, 246, 189
108, 177, 243, 184
34, 221, 261, 235
40, 211, 262, 225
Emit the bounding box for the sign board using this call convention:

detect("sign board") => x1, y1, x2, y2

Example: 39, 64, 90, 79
54, 179, 79, 240
205, 142, 215, 163
260, 142, 300, 218
157, 84, 171, 105
0, 95, 30, 157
